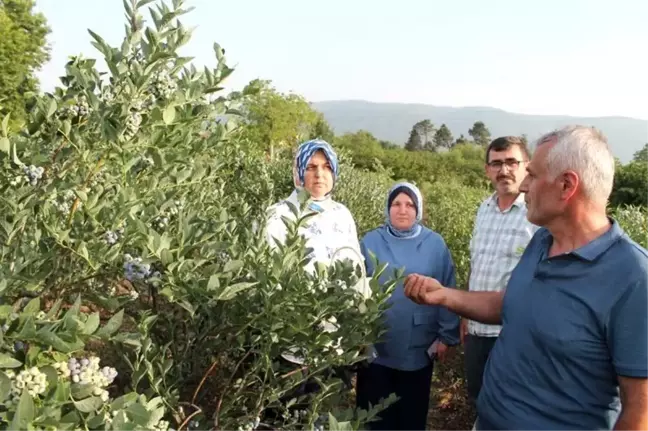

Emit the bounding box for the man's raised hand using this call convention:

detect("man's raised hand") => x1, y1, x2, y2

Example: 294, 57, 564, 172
403, 274, 446, 305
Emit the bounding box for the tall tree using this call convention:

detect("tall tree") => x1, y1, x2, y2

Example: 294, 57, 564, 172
520, 134, 529, 146
468, 121, 491, 146
455, 134, 471, 146
405, 127, 423, 151
239, 79, 320, 159
632, 143, 648, 163
0, 0, 50, 125
434, 124, 454, 149
405, 119, 435, 151
309, 113, 335, 142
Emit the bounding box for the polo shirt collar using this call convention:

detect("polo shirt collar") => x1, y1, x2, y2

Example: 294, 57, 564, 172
539, 218, 623, 262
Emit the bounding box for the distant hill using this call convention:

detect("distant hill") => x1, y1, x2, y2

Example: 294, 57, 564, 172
312, 100, 648, 163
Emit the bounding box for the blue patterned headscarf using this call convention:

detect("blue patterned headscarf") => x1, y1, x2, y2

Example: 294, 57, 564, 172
385, 182, 423, 238
292, 139, 340, 192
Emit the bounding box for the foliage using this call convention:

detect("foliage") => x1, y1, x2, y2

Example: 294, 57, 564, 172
468, 121, 491, 147
236, 80, 324, 160
404, 120, 435, 152
454, 134, 471, 146
632, 143, 648, 163
0, 1, 399, 430
433, 124, 454, 150
0, 0, 51, 126
419, 181, 489, 289
612, 205, 648, 249
611, 159, 648, 208
309, 114, 335, 143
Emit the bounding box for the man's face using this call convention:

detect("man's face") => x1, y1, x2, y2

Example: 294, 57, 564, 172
303, 150, 333, 199
485, 145, 528, 196
519, 141, 564, 226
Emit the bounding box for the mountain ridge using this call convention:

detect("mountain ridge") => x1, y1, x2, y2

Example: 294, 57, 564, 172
311, 100, 647, 162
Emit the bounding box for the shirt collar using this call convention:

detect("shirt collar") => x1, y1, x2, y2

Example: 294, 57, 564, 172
538, 218, 623, 262
485, 192, 526, 212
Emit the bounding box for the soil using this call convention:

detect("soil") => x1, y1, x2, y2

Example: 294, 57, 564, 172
426, 345, 475, 430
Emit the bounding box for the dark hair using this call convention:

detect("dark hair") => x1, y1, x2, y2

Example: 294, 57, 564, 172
485, 136, 530, 164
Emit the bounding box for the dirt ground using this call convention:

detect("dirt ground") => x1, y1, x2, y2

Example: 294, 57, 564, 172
426, 345, 476, 430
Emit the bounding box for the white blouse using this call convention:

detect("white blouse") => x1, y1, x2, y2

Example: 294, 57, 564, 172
265, 190, 364, 274
265, 190, 371, 364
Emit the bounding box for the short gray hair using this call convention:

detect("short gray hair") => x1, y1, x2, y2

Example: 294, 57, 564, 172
536, 125, 615, 203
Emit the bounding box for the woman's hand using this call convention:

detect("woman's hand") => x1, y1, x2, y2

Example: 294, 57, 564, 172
460, 318, 469, 345
436, 342, 449, 362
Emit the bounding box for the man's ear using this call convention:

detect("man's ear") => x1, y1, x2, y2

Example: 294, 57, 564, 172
560, 170, 580, 201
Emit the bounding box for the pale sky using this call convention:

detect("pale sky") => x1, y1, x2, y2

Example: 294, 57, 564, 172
34, 0, 648, 120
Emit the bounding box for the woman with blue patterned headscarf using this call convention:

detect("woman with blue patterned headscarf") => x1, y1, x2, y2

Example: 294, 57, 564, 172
263, 139, 364, 403
265, 139, 363, 273
355, 181, 461, 430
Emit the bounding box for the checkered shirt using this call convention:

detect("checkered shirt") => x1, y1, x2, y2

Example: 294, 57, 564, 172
467, 192, 539, 337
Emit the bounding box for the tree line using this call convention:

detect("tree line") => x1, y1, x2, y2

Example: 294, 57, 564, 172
2, 0, 645, 208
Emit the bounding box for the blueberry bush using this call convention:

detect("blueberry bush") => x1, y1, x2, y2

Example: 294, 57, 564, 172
0, 1, 400, 429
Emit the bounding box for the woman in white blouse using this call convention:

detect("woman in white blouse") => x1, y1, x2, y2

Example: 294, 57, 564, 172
265, 139, 363, 273
261, 139, 365, 425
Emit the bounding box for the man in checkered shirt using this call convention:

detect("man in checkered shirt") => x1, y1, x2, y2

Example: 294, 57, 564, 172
462, 136, 539, 407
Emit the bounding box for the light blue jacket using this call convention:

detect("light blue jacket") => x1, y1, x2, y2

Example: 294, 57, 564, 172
360, 225, 460, 371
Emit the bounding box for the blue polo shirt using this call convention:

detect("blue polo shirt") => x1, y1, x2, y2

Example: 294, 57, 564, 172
476, 219, 648, 430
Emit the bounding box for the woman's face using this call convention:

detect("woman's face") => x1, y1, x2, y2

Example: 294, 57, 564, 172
303, 150, 333, 199
389, 192, 418, 231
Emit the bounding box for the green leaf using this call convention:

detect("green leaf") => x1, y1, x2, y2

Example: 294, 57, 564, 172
40, 365, 58, 388
36, 329, 73, 352
73, 396, 104, 413
22, 297, 41, 315
95, 309, 124, 338
161, 248, 174, 265
45, 298, 63, 320
0, 353, 22, 368
328, 413, 339, 431
46, 99, 57, 118
61, 119, 71, 137
77, 242, 89, 261
84, 312, 100, 334
149, 407, 165, 428
207, 274, 219, 291
137, 0, 156, 8
63, 296, 82, 326
11, 390, 35, 430
1, 113, 9, 136
110, 392, 138, 410
0, 371, 12, 400
163, 105, 175, 125
0, 137, 9, 154
216, 281, 257, 301
223, 259, 243, 273
87, 413, 106, 429
126, 402, 151, 425
16, 316, 37, 339
71, 383, 96, 399
76, 190, 88, 202
11, 139, 21, 164
53, 380, 71, 402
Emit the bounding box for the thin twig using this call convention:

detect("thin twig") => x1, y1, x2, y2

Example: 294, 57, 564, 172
280, 366, 308, 379
178, 406, 202, 431
191, 359, 218, 404
214, 349, 253, 430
